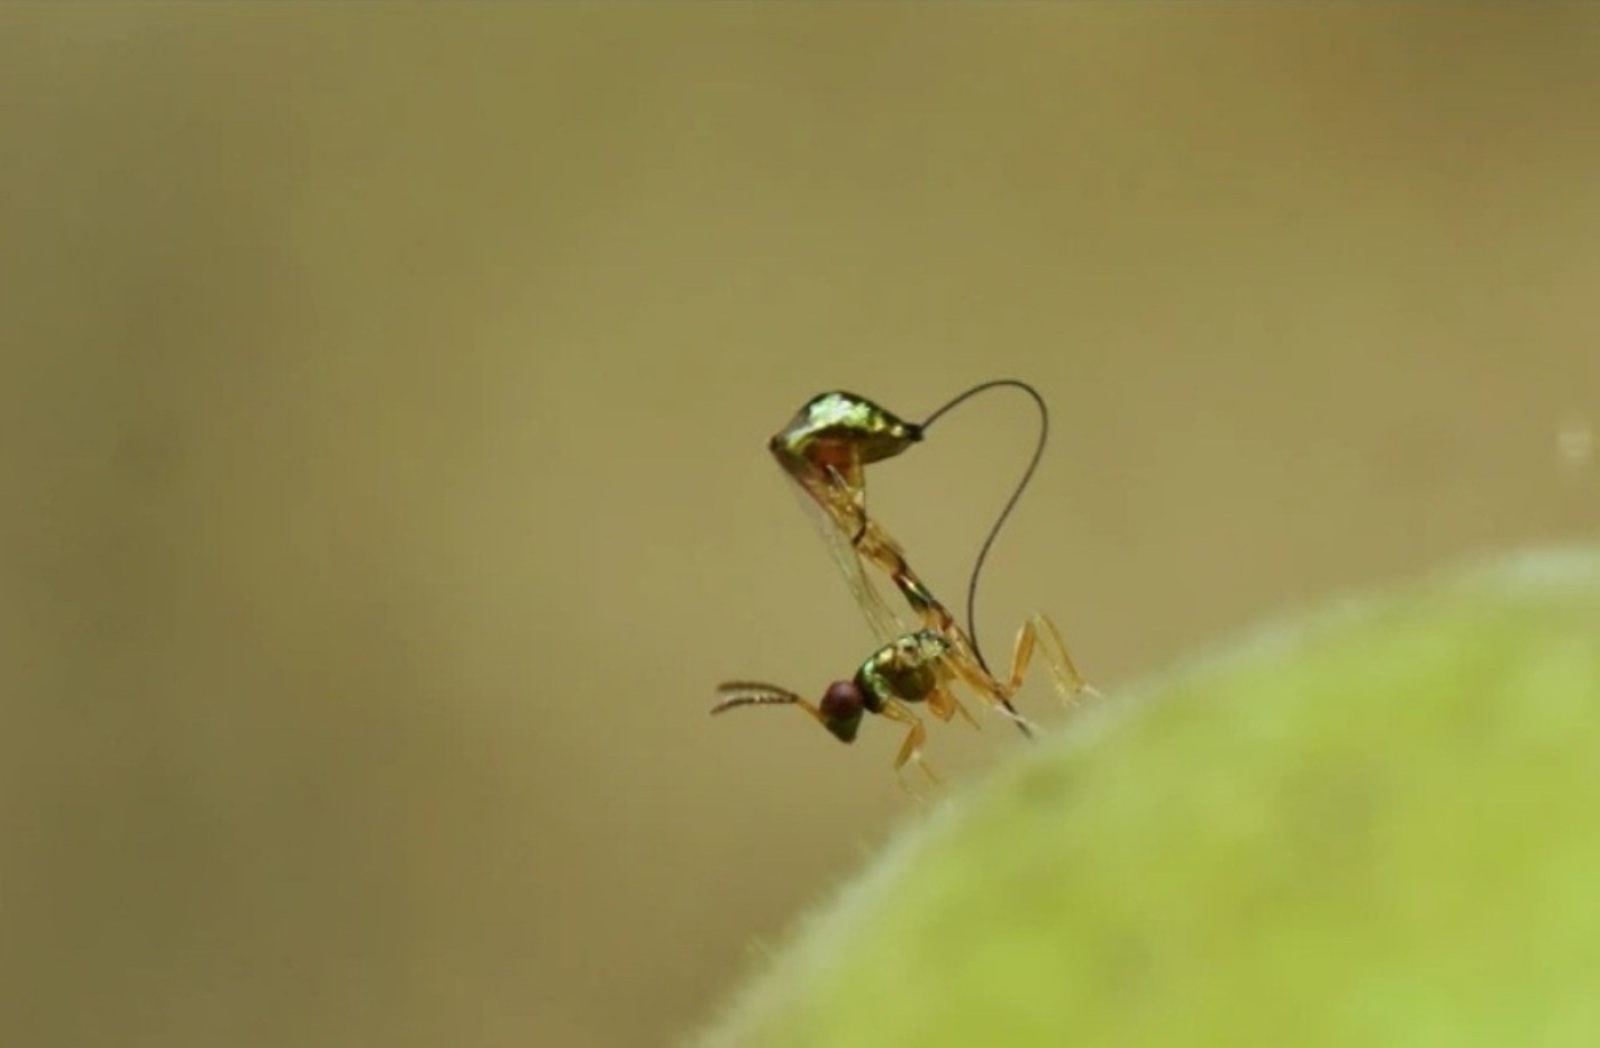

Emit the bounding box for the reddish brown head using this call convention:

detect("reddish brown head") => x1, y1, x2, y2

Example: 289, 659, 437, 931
817, 680, 866, 743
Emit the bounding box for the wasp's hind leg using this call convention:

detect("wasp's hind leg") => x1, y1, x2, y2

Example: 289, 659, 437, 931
1007, 612, 1101, 707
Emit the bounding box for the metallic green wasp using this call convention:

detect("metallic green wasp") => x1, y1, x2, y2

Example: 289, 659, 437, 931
715, 381, 1099, 782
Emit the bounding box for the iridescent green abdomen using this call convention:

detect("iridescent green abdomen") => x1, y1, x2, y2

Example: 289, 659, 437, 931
768, 391, 924, 479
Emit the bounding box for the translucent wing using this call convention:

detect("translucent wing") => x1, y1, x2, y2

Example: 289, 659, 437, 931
766, 389, 928, 645
782, 474, 908, 645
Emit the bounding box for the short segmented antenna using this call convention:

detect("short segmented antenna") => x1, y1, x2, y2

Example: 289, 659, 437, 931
711, 681, 803, 715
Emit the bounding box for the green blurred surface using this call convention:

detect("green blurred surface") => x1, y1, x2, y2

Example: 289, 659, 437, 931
701, 549, 1600, 1046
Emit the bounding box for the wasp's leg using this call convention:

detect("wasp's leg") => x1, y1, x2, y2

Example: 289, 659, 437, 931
925, 682, 981, 730
943, 646, 1040, 736
1004, 613, 1101, 707
879, 699, 941, 788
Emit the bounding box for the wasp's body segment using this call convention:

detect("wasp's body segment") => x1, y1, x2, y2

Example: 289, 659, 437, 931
713, 383, 1101, 785
857, 630, 952, 713
713, 628, 974, 786
768, 391, 936, 642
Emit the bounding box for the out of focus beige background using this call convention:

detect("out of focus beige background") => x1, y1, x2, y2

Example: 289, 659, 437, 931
2, 5, 1596, 1046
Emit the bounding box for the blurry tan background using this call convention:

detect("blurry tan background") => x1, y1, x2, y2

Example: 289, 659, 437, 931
2, 5, 1597, 1046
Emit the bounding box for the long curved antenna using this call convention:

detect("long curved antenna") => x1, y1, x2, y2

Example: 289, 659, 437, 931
917, 380, 1049, 676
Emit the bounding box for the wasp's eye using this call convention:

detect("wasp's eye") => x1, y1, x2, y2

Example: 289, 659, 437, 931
819, 681, 866, 744
821, 681, 864, 719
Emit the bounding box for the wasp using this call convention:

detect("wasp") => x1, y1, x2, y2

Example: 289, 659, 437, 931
712, 381, 1099, 783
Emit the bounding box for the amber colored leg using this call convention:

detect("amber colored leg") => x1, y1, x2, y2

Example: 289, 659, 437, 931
1004, 613, 1100, 706
946, 649, 1039, 735
926, 683, 981, 730
879, 700, 940, 788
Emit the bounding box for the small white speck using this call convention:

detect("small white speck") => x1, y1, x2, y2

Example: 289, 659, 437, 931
1557, 416, 1593, 469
